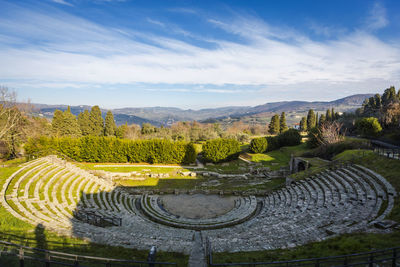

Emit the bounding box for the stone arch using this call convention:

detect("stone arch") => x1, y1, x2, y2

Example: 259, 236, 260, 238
290, 156, 310, 173
297, 161, 306, 171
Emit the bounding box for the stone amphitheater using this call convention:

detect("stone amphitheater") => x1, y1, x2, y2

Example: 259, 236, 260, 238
0, 155, 397, 256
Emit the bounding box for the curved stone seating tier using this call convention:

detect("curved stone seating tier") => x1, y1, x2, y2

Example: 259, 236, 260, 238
0, 155, 397, 254
207, 164, 397, 252
138, 194, 258, 230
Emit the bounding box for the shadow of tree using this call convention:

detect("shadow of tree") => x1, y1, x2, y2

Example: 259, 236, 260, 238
34, 223, 48, 250
68, 188, 186, 266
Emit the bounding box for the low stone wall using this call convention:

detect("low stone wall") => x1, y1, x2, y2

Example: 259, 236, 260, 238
124, 187, 278, 196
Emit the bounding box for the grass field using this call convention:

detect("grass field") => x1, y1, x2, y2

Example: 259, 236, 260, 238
243, 143, 310, 170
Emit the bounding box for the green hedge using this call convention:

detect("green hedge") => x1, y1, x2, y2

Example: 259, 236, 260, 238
24, 136, 197, 164
277, 128, 302, 147
266, 136, 280, 151
202, 138, 241, 163
250, 130, 301, 153
250, 137, 268, 153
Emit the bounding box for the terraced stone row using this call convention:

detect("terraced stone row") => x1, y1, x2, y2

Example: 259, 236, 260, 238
207, 164, 396, 252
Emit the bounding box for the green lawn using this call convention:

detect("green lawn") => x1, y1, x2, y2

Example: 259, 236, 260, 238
213, 232, 400, 264
78, 162, 189, 173
197, 159, 249, 174
115, 176, 197, 187
244, 143, 310, 170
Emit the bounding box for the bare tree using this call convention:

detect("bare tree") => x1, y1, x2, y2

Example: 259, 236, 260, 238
314, 121, 344, 146
0, 86, 22, 141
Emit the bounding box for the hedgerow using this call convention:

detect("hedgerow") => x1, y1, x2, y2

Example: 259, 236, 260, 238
202, 138, 241, 163
24, 136, 196, 164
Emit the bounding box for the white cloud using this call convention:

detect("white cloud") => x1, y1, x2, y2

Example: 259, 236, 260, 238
0, 5, 399, 97
51, 0, 73, 6
365, 2, 388, 30
307, 20, 347, 37
146, 18, 165, 28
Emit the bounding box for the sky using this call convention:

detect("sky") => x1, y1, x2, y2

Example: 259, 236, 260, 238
1, 0, 400, 109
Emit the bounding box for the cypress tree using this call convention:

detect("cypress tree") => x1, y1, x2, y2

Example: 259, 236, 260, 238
368, 97, 376, 109
374, 94, 382, 110
326, 109, 332, 121
319, 114, 326, 126
315, 112, 319, 127
89, 105, 104, 136
104, 110, 117, 136
116, 124, 128, 139
78, 110, 91, 136
268, 115, 280, 135
300, 117, 307, 132
62, 107, 81, 137
306, 109, 316, 130
331, 108, 335, 120
279, 112, 288, 133
52, 109, 64, 137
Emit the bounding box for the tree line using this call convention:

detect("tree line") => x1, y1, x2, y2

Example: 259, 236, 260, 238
52, 106, 121, 138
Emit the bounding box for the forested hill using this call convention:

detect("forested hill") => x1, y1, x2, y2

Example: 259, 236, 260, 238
32, 94, 373, 126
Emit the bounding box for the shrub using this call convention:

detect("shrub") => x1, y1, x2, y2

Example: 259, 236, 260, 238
266, 136, 280, 151
306, 127, 321, 148
250, 137, 268, 153
24, 136, 197, 164
277, 129, 302, 147
202, 138, 241, 163
356, 117, 382, 138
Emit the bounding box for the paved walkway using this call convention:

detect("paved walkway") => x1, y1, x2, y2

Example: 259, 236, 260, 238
188, 232, 207, 267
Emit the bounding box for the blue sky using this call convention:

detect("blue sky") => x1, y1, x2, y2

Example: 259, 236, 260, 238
1, 0, 400, 109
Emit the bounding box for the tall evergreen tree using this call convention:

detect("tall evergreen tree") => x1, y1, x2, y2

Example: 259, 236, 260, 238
319, 114, 326, 126
300, 117, 307, 132
368, 97, 376, 109
104, 110, 117, 136
306, 109, 316, 130
382, 86, 397, 105
326, 109, 332, 121
89, 105, 104, 136
115, 123, 128, 139
315, 113, 319, 127
52, 109, 64, 137
374, 94, 382, 110
78, 110, 91, 136
331, 108, 335, 120
279, 112, 288, 133
62, 107, 81, 137
268, 114, 280, 135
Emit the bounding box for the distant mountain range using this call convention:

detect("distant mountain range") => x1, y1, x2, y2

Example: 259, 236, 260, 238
32, 94, 373, 126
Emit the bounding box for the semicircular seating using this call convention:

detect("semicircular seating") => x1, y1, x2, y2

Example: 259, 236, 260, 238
1, 156, 396, 254
139, 194, 258, 230
206, 164, 396, 252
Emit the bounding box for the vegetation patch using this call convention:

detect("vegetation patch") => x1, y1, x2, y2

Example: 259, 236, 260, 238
213, 232, 400, 263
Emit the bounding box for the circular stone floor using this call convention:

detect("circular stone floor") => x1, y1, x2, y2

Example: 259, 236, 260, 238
160, 194, 238, 219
